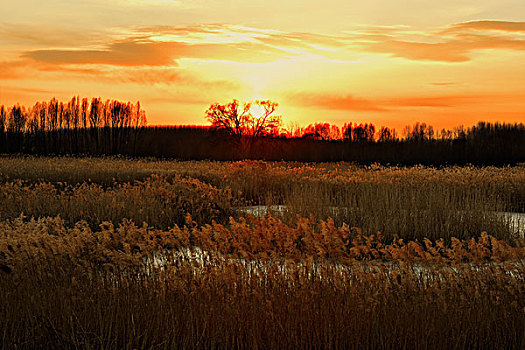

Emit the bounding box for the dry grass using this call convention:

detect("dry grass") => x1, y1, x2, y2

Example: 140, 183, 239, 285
0, 175, 235, 229
1, 156, 525, 348
1, 216, 524, 349
0, 156, 523, 240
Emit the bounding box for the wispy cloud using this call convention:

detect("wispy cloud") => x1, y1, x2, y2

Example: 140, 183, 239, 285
431, 82, 456, 86
21, 24, 350, 69
2, 86, 56, 95
447, 20, 525, 33
20, 20, 525, 69
0, 23, 108, 49
287, 93, 387, 112
35, 62, 239, 91
353, 20, 525, 62
383, 95, 481, 108
0, 60, 31, 79
24, 41, 182, 66
357, 36, 472, 62
287, 92, 487, 111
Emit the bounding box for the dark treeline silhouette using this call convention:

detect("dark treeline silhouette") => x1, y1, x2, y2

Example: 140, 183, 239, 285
0, 98, 524, 165
126, 122, 525, 165
0, 97, 147, 155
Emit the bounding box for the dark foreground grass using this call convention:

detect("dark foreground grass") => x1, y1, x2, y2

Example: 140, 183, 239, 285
2, 261, 524, 350
1, 216, 524, 349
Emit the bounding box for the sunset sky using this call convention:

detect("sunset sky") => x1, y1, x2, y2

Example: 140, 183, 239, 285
1, 0, 524, 131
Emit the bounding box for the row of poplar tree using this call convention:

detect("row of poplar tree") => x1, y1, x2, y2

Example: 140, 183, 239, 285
0, 97, 147, 155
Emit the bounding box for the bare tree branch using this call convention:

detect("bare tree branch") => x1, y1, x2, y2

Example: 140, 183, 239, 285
205, 99, 282, 141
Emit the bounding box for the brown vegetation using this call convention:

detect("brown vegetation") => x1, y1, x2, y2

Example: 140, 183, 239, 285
1, 215, 524, 349
1, 157, 524, 348
0, 156, 522, 240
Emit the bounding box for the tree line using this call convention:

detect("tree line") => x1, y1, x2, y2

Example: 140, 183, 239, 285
0, 97, 524, 165
127, 121, 525, 165
203, 99, 488, 143
0, 97, 146, 155
282, 121, 498, 143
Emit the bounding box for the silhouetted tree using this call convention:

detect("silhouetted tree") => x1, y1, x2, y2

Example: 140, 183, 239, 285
342, 123, 353, 141
352, 123, 375, 142
330, 124, 341, 140
89, 98, 100, 128
8, 105, 26, 133
405, 122, 434, 142
301, 124, 316, 140
314, 123, 331, 140
206, 99, 282, 140
0, 106, 5, 151
438, 128, 454, 141
39, 102, 46, 131
0, 106, 5, 134
7, 105, 26, 151
377, 126, 397, 142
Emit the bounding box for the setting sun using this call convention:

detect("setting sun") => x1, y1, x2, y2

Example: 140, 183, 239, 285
248, 102, 267, 119
1, 2, 524, 348
1, 1, 524, 130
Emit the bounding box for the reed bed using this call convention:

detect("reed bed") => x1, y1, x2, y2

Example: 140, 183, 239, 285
1, 216, 524, 349
1, 156, 525, 348
0, 175, 235, 229
0, 156, 523, 241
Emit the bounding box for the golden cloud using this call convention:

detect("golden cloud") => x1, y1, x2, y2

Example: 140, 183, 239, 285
287, 93, 387, 112
287, 92, 487, 111
448, 20, 525, 32
354, 20, 525, 62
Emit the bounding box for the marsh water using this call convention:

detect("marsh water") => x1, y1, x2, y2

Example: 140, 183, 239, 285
235, 205, 525, 238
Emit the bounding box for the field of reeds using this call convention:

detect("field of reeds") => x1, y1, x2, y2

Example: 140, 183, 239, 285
1, 156, 525, 349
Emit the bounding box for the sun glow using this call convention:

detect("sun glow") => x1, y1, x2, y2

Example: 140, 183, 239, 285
248, 101, 267, 119
1, 1, 525, 130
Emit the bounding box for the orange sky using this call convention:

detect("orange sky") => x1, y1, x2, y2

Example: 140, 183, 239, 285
1, 0, 524, 131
